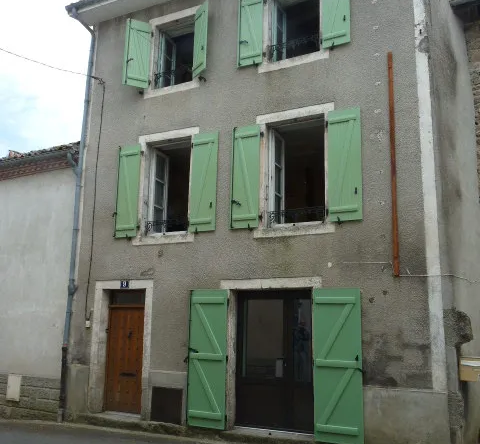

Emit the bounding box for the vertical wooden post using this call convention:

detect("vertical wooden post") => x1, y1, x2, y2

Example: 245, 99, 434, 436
388, 52, 400, 277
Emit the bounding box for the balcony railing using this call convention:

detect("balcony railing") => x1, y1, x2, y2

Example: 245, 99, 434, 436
266, 33, 320, 61
267, 206, 327, 226
145, 217, 189, 234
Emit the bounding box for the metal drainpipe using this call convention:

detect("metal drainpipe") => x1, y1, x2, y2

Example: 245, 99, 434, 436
58, 8, 96, 423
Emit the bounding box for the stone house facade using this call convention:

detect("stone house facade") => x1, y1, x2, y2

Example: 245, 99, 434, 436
63, 1, 480, 443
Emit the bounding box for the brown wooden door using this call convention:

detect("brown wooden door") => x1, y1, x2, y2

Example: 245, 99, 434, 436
105, 305, 144, 413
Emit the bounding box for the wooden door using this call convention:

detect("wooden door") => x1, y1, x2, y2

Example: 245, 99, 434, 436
105, 304, 144, 413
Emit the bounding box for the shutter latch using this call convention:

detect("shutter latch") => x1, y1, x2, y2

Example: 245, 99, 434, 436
232, 199, 242, 207
240, 40, 248, 44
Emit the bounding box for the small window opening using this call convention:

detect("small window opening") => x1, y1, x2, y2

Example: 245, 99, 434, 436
269, 119, 325, 226
149, 140, 191, 233
155, 24, 194, 89
270, 0, 320, 62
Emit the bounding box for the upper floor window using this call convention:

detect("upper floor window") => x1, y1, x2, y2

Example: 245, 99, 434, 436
269, 0, 320, 62
122, 3, 208, 93
154, 17, 195, 89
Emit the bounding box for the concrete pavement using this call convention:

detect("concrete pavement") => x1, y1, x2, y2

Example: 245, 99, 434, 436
0, 421, 211, 444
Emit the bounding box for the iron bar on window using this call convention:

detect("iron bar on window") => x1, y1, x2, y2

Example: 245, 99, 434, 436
267, 33, 320, 61
145, 217, 189, 233
153, 64, 192, 88
267, 206, 326, 226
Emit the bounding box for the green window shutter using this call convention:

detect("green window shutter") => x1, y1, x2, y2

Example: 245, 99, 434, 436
115, 145, 141, 239
322, 0, 351, 49
123, 19, 152, 88
313, 288, 364, 444
192, 1, 209, 78
187, 289, 228, 430
237, 0, 263, 67
231, 125, 261, 229
327, 108, 362, 223
189, 132, 219, 233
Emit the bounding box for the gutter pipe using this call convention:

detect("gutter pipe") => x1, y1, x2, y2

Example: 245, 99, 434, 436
58, 7, 96, 422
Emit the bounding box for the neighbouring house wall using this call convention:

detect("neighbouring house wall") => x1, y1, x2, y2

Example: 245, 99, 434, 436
67, 1, 452, 441
427, 1, 480, 443
466, 20, 480, 195
0, 167, 75, 420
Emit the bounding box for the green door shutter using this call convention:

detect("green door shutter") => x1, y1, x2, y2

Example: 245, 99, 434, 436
187, 290, 228, 430
192, 1, 209, 78
123, 19, 151, 88
231, 125, 261, 229
238, 0, 263, 67
115, 145, 141, 238
322, 0, 351, 49
313, 288, 364, 444
327, 108, 362, 223
189, 132, 219, 233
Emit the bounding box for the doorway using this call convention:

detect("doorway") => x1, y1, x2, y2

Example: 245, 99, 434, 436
104, 291, 145, 414
235, 290, 313, 433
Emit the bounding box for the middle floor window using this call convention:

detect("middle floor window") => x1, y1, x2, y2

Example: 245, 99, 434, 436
268, 118, 325, 225
149, 139, 191, 233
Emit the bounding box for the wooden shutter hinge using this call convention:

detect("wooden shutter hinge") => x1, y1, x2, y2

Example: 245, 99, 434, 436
198, 76, 207, 82
325, 120, 329, 129
260, 131, 265, 138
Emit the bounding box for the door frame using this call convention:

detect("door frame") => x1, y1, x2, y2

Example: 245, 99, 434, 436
220, 277, 322, 431
88, 280, 153, 418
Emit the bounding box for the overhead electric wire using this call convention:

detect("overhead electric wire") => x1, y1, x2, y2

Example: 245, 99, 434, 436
0, 46, 103, 81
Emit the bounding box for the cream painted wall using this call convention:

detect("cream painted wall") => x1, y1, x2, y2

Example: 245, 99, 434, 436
0, 168, 75, 378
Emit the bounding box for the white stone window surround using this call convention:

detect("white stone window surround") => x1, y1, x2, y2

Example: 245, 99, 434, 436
133, 127, 199, 246
259, 0, 329, 74
144, 6, 201, 99
255, 103, 336, 238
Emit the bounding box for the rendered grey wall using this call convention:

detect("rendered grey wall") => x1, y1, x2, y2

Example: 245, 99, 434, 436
0, 168, 75, 379
71, 0, 435, 400
427, 1, 480, 443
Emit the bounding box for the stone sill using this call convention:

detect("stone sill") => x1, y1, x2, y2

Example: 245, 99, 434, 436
254, 222, 335, 239
132, 232, 194, 246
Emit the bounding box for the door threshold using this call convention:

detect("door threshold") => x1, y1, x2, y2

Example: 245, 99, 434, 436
232, 426, 314, 441
99, 411, 141, 422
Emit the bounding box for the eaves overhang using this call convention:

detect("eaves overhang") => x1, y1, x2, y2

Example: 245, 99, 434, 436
65, 0, 171, 25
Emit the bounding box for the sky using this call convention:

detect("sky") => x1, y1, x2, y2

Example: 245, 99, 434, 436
0, 0, 90, 158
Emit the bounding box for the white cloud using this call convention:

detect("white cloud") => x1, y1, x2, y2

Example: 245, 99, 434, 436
0, 0, 90, 157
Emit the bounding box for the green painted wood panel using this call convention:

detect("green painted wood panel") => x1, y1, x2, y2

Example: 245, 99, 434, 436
231, 125, 261, 229
237, 0, 263, 67
187, 290, 228, 430
192, 1, 209, 78
115, 145, 141, 238
123, 19, 151, 88
322, 0, 351, 49
327, 108, 362, 222
313, 288, 364, 444
189, 132, 219, 233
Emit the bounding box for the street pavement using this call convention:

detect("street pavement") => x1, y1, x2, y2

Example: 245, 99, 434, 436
0, 421, 207, 444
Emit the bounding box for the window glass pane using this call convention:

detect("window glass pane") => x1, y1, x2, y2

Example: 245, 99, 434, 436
275, 165, 282, 193
166, 39, 174, 59
275, 195, 282, 216
154, 207, 163, 223
156, 155, 166, 181
155, 180, 165, 208
293, 299, 312, 383
111, 291, 145, 305
275, 137, 282, 164
244, 299, 284, 378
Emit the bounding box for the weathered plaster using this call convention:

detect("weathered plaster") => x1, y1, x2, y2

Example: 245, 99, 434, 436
0, 168, 75, 379
413, 0, 447, 394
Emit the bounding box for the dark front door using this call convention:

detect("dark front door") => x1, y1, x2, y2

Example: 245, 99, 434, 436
236, 290, 313, 433
105, 291, 145, 414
